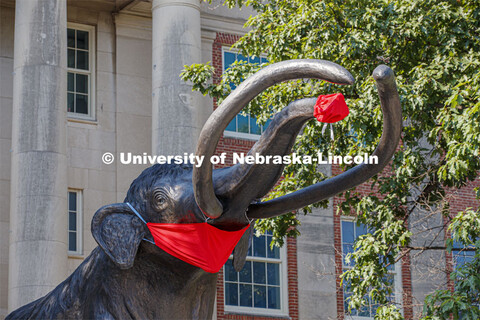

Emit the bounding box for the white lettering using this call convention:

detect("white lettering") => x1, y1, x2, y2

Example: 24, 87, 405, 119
354, 155, 364, 164
120, 152, 131, 164
114, 152, 378, 166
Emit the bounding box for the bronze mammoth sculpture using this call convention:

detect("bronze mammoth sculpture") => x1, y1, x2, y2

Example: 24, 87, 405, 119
6, 60, 401, 319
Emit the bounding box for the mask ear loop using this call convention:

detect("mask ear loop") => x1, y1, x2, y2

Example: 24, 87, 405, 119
126, 202, 156, 245
321, 123, 335, 141
244, 207, 255, 225
321, 123, 328, 136
199, 209, 212, 223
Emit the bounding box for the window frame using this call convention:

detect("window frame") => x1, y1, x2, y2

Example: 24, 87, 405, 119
340, 217, 403, 320
68, 189, 83, 256
223, 234, 289, 317
67, 22, 96, 121
222, 47, 269, 141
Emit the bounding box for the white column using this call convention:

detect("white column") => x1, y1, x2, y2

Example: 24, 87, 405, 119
152, 0, 205, 155
9, 0, 68, 311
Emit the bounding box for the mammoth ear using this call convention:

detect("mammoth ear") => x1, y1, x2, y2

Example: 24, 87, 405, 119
91, 203, 145, 269
232, 225, 254, 272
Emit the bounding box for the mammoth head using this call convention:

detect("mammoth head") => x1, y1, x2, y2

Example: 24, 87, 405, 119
91, 164, 209, 269
92, 60, 401, 272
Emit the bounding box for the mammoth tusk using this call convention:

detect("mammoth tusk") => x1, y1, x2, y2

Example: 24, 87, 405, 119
193, 59, 355, 219
246, 65, 402, 219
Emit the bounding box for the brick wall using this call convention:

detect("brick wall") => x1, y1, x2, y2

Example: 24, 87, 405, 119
211, 32, 299, 320
332, 163, 414, 319
444, 178, 480, 292
332, 159, 479, 319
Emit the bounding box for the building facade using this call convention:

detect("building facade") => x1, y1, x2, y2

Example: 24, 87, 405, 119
0, 1, 478, 319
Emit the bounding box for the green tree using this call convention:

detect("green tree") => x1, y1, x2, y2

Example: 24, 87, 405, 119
182, 0, 480, 318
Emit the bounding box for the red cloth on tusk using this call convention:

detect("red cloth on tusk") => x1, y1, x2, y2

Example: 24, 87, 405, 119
313, 93, 349, 123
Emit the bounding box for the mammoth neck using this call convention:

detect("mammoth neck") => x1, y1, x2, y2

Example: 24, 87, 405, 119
101, 245, 219, 319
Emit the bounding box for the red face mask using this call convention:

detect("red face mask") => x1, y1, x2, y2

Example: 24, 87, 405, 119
314, 93, 349, 123
126, 203, 249, 273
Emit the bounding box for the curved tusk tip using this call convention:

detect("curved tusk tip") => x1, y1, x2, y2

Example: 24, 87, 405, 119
372, 65, 394, 82
337, 68, 355, 86
345, 74, 355, 85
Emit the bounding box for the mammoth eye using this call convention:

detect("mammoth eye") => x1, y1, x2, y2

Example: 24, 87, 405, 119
153, 190, 168, 208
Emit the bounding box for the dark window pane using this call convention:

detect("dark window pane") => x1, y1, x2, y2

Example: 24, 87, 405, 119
253, 262, 266, 284
239, 284, 252, 307
267, 286, 281, 309
76, 74, 88, 94
343, 276, 352, 293
264, 118, 272, 129
455, 255, 466, 268
343, 244, 353, 256
250, 56, 260, 64
237, 114, 249, 133
372, 303, 379, 315
67, 72, 74, 92
253, 285, 266, 308
386, 294, 395, 303
225, 259, 237, 282
267, 263, 280, 285
68, 49, 76, 68
383, 273, 394, 287
237, 54, 247, 62
452, 239, 463, 249
356, 223, 368, 237
67, 93, 75, 112
344, 291, 355, 315
267, 236, 280, 258
343, 244, 354, 266
225, 118, 236, 132
386, 258, 395, 271
358, 303, 370, 317
75, 94, 88, 114
69, 211, 76, 231
67, 28, 75, 48
76, 30, 89, 50
465, 251, 475, 263
225, 282, 238, 306
454, 249, 475, 269
253, 235, 266, 257
239, 261, 251, 283
76, 50, 88, 70
68, 232, 77, 251
250, 116, 261, 135
68, 192, 76, 210
342, 221, 354, 243
224, 51, 236, 70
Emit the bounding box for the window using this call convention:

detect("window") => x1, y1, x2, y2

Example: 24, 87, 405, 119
341, 219, 402, 319
68, 190, 83, 255
224, 232, 288, 316
452, 239, 475, 269
223, 49, 271, 139
451, 239, 478, 317
67, 24, 95, 120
